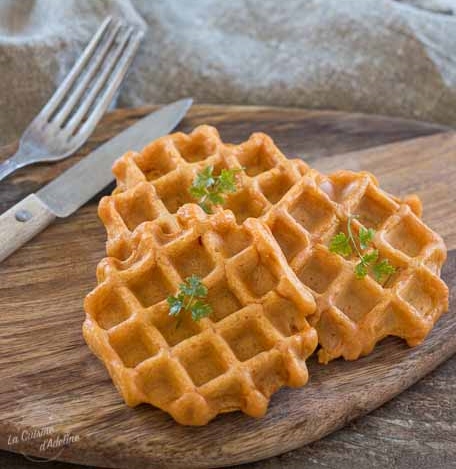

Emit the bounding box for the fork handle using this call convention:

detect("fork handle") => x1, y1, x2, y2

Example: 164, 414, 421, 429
0, 194, 55, 262
0, 158, 19, 182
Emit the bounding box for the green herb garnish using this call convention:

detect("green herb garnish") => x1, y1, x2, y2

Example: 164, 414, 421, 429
167, 275, 212, 324
190, 165, 242, 213
372, 259, 396, 281
329, 216, 396, 281
328, 232, 352, 257
358, 226, 376, 250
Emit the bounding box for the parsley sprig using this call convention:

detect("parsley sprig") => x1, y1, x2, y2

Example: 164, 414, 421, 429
329, 216, 396, 281
167, 275, 212, 324
190, 165, 242, 213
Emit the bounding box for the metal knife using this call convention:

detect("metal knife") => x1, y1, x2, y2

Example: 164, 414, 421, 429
0, 98, 193, 262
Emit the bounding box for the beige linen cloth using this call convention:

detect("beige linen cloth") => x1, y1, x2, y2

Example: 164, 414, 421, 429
1, 0, 456, 145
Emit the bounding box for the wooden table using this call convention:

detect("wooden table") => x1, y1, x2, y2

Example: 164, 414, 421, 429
1, 106, 454, 469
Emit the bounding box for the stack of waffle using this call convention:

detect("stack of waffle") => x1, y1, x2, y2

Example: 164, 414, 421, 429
84, 125, 448, 425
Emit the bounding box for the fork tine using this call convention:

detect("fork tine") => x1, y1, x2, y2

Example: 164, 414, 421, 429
73, 29, 143, 139
52, 20, 122, 128
39, 17, 112, 122
65, 25, 133, 134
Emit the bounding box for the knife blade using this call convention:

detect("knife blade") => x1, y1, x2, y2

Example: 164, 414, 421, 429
0, 98, 193, 262
39, 98, 193, 217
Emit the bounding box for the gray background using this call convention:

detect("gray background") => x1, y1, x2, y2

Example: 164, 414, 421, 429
1, 0, 456, 146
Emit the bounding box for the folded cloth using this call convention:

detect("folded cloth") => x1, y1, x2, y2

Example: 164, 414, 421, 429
0, 0, 456, 145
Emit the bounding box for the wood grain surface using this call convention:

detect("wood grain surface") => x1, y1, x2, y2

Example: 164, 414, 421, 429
0, 105, 455, 469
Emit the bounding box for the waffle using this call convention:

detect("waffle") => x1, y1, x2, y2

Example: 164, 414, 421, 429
99, 125, 421, 260
97, 125, 445, 362
98, 125, 309, 259
84, 206, 318, 425
262, 169, 448, 363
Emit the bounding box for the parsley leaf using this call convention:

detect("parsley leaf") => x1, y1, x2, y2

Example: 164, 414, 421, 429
329, 216, 396, 281
361, 249, 379, 265
218, 169, 239, 193
189, 185, 207, 199
329, 232, 352, 257
355, 250, 379, 279
194, 166, 215, 190
359, 227, 376, 250
355, 262, 368, 279
184, 274, 208, 297
191, 300, 213, 321
372, 259, 396, 281
190, 166, 243, 213
167, 275, 212, 324
167, 295, 184, 317
207, 192, 225, 205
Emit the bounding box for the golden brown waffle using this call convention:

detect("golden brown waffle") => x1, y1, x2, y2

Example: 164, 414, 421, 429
84, 206, 318, 425
99, 125, 421, 261
98, 125, 309, 259
262, 169, 448, 363
96, 125, 447, 365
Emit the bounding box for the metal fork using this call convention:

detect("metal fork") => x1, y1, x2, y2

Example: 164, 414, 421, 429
0, 17, 144, 182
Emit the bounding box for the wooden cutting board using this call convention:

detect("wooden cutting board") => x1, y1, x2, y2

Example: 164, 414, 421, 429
0, 105, 455, 469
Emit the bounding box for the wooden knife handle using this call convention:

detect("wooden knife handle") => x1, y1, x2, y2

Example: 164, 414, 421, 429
0, 194, 55, 262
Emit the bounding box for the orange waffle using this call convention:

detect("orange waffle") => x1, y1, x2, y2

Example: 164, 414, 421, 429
96, 126, 445, 362
262, 169, 448, 363
84, 206, 318, 425
98, 125, 309, 259
99, 125, 421, 260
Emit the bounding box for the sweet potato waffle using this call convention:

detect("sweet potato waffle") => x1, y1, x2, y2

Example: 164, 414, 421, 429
85, 126, 448, 424
99, 125, 420, 260
98, 125, 308, 259
97, 125, 446, 361
84, 206, 318, 425
262, 169, 448, 363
